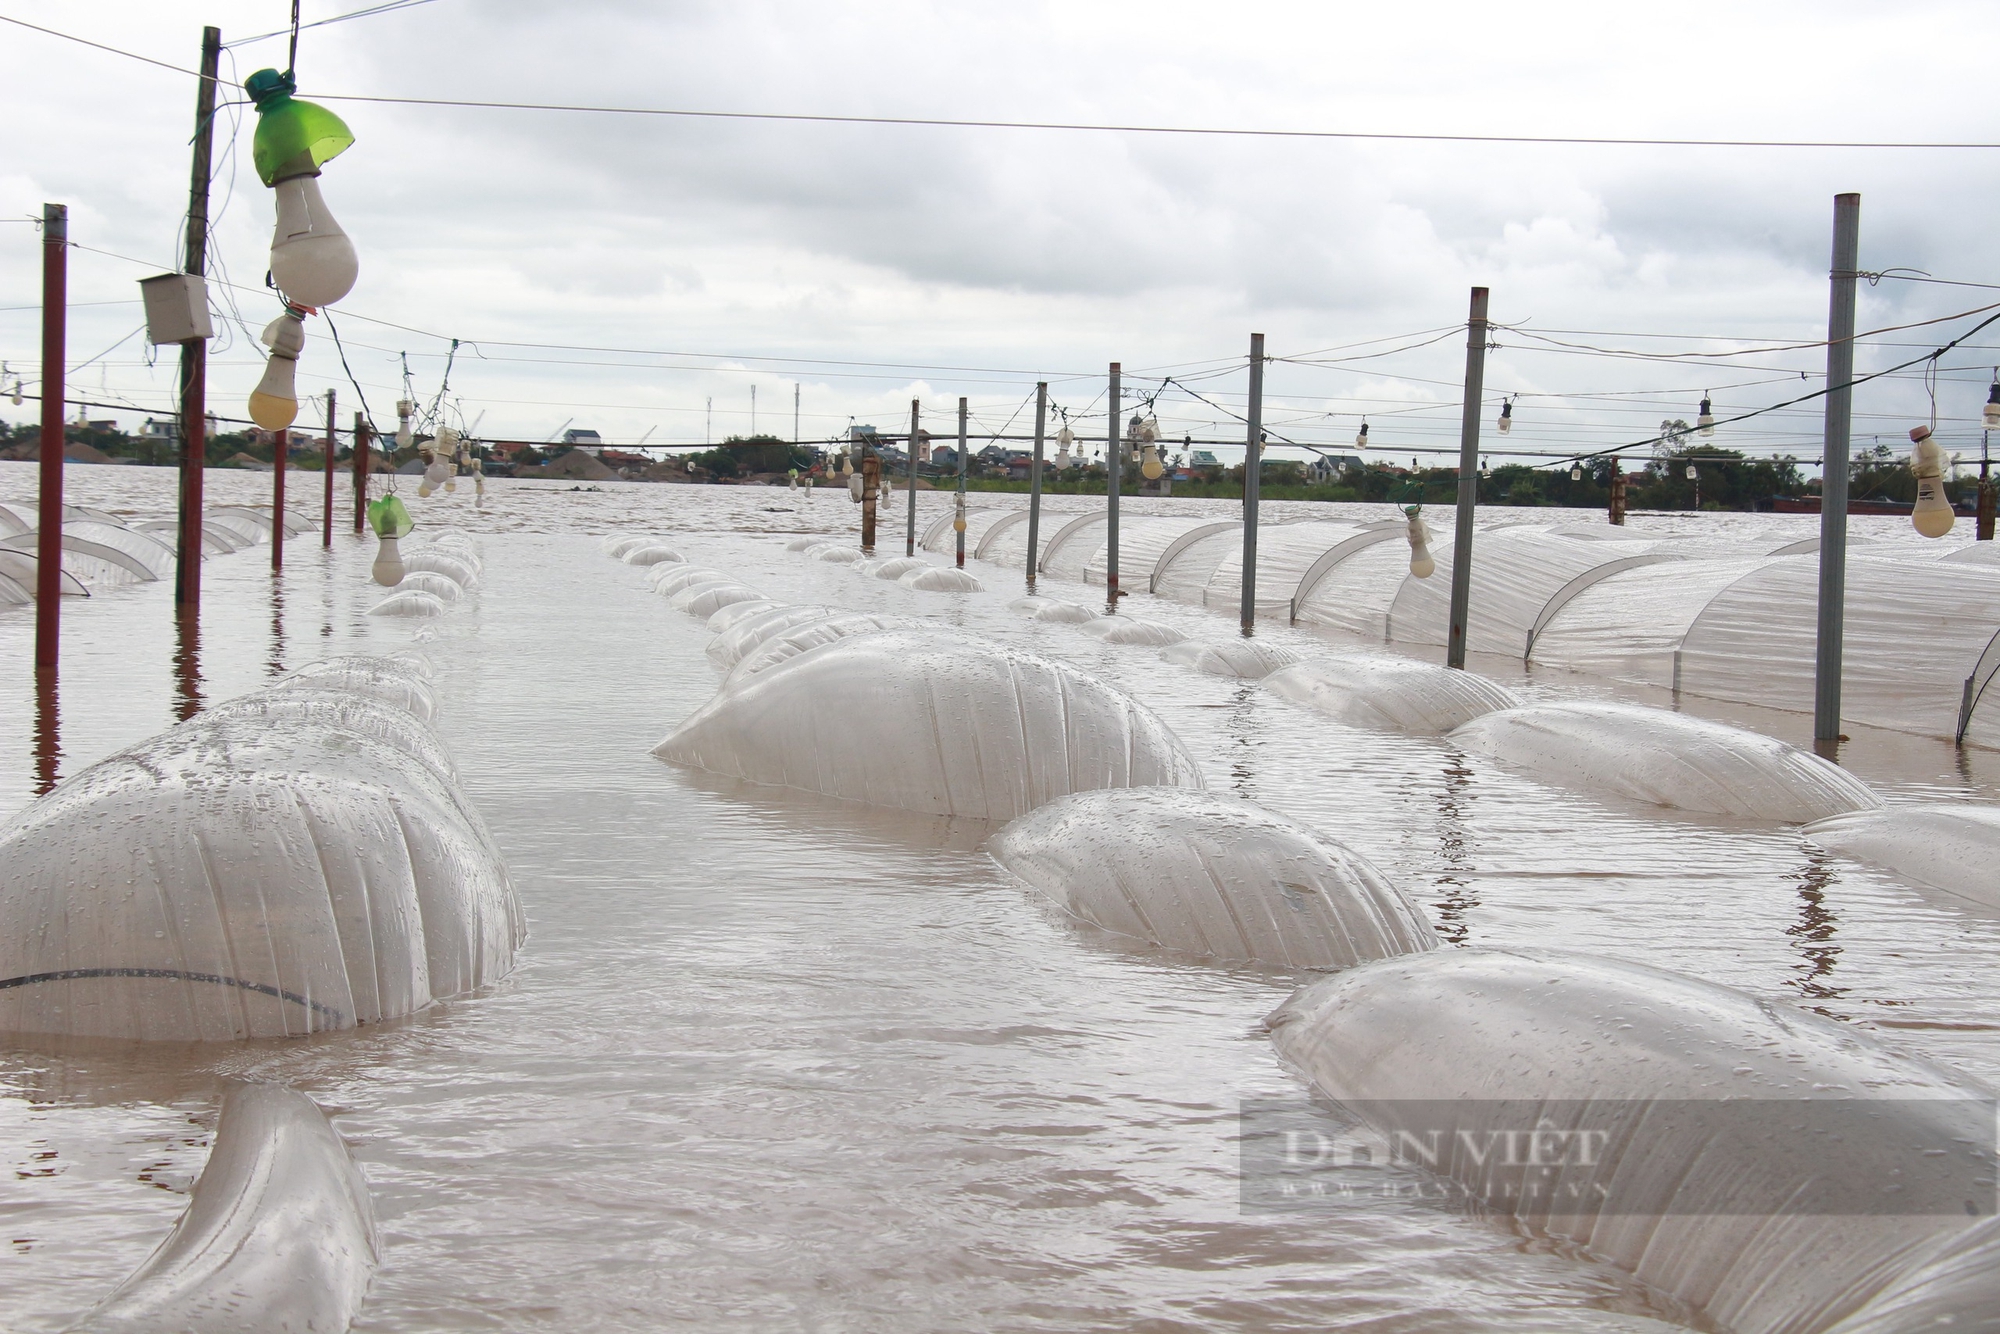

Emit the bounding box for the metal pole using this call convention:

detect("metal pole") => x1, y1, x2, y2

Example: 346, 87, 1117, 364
271, 429, 286, 572
1240, 333, 1265, 635
1814, 193, 1861, 748
322, 389, 335, 547
953, 397, 969, 567
175, 25, 220, 612
1978, 424, 1994, 541
793, 383, 800, 450
1027, 382, 1047, 589
1446, 286, 1490, 670
1105, 362, 1121, 611
352, 413, 369, 532
35, 202, 69, 680
905, 399, 919, 556
35, 203, 66, 676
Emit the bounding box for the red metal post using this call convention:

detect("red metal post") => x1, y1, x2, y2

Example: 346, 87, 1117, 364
271, 428, 286, 571
35, 203, 66, 674
323, 388, 335, 546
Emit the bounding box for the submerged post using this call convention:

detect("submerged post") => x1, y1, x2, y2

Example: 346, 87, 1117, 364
1446, 286, 1490, 670
352, 413, 369, 532
35, 203, 67, 676
1105, 362, 1121, 611
175, 25, 221, 614
1027, 382, 1047, 589
322, 389, 336, 548
955, 396, 968, 567
271, 429, 286, 572
905, 398, 919, 556
1815, 193, 1862, 748
1240, 333, 1265, 635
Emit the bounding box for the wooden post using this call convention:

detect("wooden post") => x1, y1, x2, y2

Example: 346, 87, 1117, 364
955, 396, 968, 568
174, 26, 221, 612
271, 429, 286, 571
1609, 459, 1627, 526
905, 398, 919, 556
860, 450, 880, 551
35, 203, 66, 676
322, 388, 335, 547
1105, 362, 1121, 611
352, 413, 370, 532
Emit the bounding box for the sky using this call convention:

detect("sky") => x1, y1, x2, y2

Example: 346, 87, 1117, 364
2, 0, 1999, 473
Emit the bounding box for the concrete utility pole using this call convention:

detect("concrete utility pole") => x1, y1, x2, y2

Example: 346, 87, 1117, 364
1814, 193, 1861, 749
793, 383, 800, 448
1105, 362, 1121, 612
1240, 333, 1264, 636
1446, 286, 1490, 670
955, 397, 969, 567
1979, 411, 1994, 541
352, 413, 370, 532
36, 203, 66, 676
175, 25, 221, 613
1027, 382, 1047, 589
322, 389, 336, 547
905, 398, 919, 557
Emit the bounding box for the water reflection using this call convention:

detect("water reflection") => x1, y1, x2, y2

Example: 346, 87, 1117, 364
267, 580, 286, 680
1431, 751, 1478, 945
32, 668, 58, 796
172, 608, 202, 722
1786, 855, 1845, 1013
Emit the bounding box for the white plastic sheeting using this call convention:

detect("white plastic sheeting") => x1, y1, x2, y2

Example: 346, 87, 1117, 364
402, 549, 479, 588
784, 535, 825, 552
726, 613, 930, 682
624, 544, 686, 566
1451, 701, 1882, 821
1083, 516, 1235, 590
902, 566, 983, 592
1266, 947, 1999, 1334
68, 1083, 376, 1334
1294, 531, 1452, 643
811, 545, 867, 565
651, 565, 733, 596
1163, 520, 1368, 616
991, 788, 1436, 968
869, 556, 929, 581
367, 590, 448, 617
1160, 639, 1301, 679
1030, 600, 1099, 624
602, 535, 653, 558
1077, 616, 1184, 646
659, 629, 1205, 818
708, 605, 840, 668
1822, 1218, 2000, 1334
669, 582, 764, 617
272, 655, 439, 722
200, 687, 457, 780
1805, 805, 2000, 911
706, 599, 781, 633
1264, 655, 1518, 735
396, 571, 463, 603
0, 659, 522, 1040
1527, 558, 1766, 688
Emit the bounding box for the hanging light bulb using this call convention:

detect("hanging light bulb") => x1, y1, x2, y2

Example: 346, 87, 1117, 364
1570, 462, 1583, 482
1910, 425, 1956, 538
1698, 394, 1716, 438
1685, 460, 1698, 481
367, 494, 412, 584
247, 308, 305, 430
1984, 379, 2000, 431
247, 69, 359, 309
395, 399, 414, 451
1497, 398, 1514, 434
841, 454, 854, 477
1056, 424, 1074, 470
1354, 419, 1369, 450
1404, 505, 1435, 579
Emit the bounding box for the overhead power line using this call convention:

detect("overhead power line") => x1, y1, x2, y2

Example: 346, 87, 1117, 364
7, 13, 2000, 151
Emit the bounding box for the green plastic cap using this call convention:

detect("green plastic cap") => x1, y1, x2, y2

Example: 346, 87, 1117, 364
248, 68, 355, 187
367, 494, 413, 539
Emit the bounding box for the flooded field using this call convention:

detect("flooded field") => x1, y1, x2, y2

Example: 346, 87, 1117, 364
4, 461, 1999, 1332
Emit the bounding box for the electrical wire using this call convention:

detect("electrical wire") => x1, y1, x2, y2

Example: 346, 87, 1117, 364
10, 13, 2000, 151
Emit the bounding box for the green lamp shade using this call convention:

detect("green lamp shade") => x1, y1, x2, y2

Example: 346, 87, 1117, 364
247, 68, 355, 187
367, 495, 413, 539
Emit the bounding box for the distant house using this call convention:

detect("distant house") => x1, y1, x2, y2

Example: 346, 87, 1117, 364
1306, 453, 1362, 482
932, 445, 959, 470
1190, 450, 1222, 469
142, 417, 178, 443
562, 428, 605, 456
